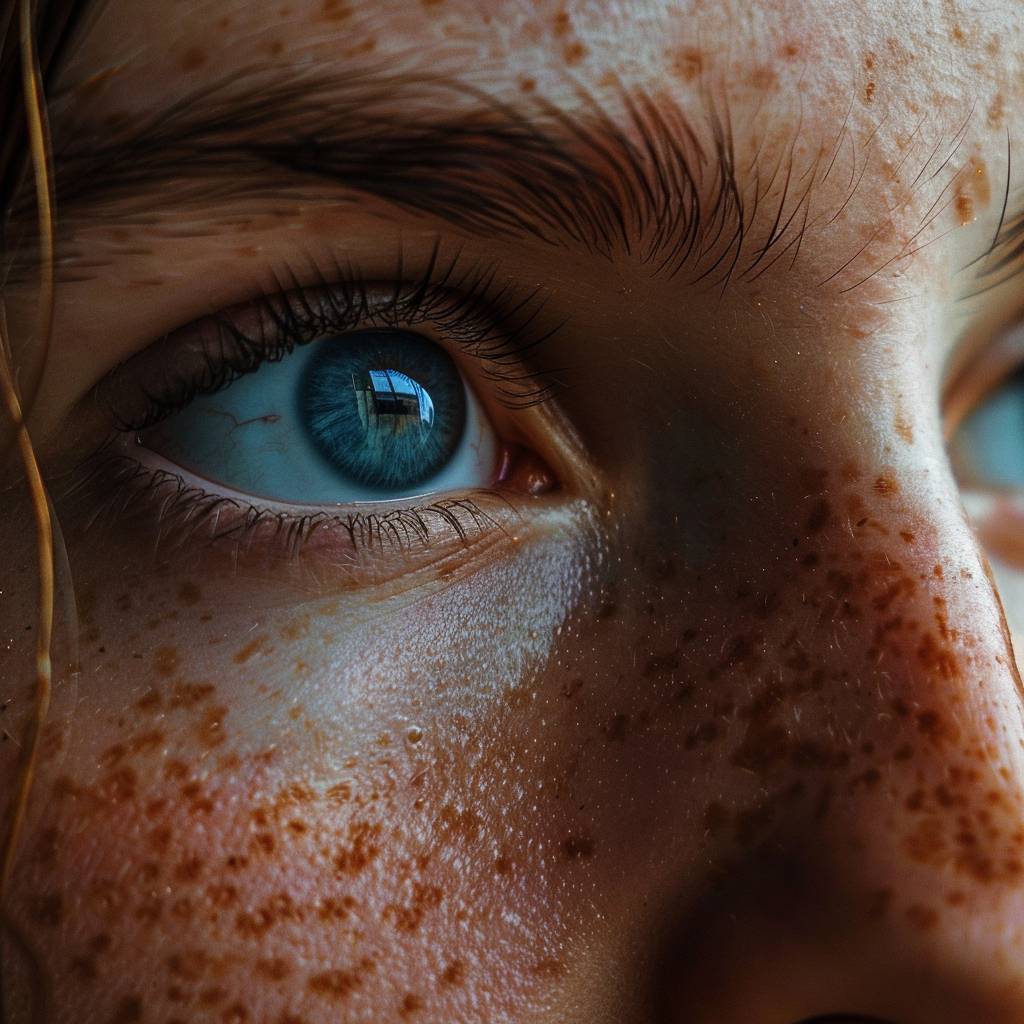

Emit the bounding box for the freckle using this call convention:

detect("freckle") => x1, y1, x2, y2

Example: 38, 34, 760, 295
321, 0, 351, 19
268, 39, 284, 55
873, 475, 898, 497
863, 51, 875, 70
748, 66, 777, 90
385, 883, 443, 933
136, 688, 163, 713
864, 81, 875, 103
197, 705, 229, 748
782, 41, 800, 58
307, 959, 376, 1000
563, 41, 587, 65
332, 819, 381, 874
400, 993, 423, 1016
170, 682, 215, 710
422, 0, 445, 6
100, 766, 137, 803
986, 92, 1005, 128
894, 415, 913, 444
163, 759, 189, 782
234, 634, 271, 663
180, 47, 207, 71
955, 191, 974, 225
177, 581, 202, 606
100, 741, 127, 769
440, 960, 465, 987
916, 709, 959, 747
154, 645, 179, 676
552, 9, 570, 36
221, 1002, 249, 1022
671, 46, 703, 82
950, 23, 966, 44
174, 855, 204, 882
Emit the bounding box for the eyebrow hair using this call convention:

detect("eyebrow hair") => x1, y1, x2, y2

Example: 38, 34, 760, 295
41, 68, 775, 288
32, 66, 1024, 296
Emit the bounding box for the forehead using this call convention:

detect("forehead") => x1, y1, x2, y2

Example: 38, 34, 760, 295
59, 0, 1019, 129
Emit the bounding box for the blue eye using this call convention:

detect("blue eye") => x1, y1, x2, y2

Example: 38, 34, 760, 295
300, 330, 465, 491
949, 369, 1024, 491
139, 329, 498, 504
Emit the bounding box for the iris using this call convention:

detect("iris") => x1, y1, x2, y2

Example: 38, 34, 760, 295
300, 330, 467, 491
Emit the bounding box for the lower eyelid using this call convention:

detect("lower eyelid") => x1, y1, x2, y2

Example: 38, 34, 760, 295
60, 439, 562, 594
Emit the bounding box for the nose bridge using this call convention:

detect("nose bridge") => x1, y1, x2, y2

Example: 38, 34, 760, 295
652, 366, 1024, 1022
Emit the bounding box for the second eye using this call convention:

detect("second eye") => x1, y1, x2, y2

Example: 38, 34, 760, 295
138, 329, 499, 504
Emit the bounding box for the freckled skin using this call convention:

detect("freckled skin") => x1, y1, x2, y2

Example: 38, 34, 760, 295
4, 1, 1024, 1023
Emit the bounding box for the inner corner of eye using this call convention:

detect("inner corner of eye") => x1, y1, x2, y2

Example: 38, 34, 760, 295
494, 442, 560, 497
130, 326, 559, 506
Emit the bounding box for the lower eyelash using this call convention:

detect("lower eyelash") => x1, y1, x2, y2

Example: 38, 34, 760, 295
62, 448, 515, 570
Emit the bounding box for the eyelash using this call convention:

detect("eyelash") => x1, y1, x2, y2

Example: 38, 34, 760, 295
111, 244, 560, 431
70, 247, 561, 567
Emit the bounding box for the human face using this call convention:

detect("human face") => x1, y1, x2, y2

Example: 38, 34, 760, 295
3, 1, 1024, 1021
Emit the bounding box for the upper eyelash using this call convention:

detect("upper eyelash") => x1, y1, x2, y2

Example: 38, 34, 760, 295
103, 242, 563, 433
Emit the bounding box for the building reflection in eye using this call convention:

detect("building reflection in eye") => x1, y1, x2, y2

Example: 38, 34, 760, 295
357, 369, 436, 441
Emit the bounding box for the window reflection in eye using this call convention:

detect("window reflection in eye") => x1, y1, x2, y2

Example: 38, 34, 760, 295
138, 328, 497, 505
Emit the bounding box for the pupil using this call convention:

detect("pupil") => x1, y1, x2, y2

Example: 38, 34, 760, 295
299, 329, 467, 492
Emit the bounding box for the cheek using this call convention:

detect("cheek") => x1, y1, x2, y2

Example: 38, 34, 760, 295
2, 519, 593, 1021
507, 466, 1024, 935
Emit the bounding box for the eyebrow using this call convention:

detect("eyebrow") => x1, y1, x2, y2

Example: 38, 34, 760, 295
39, 67, 1024, 294
42, 68, 774, 288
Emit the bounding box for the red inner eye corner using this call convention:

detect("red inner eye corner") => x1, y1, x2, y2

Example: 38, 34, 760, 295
495, 443, 558, 496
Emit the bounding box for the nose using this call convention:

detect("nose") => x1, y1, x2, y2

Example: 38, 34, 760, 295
645, 411, 1024, 1022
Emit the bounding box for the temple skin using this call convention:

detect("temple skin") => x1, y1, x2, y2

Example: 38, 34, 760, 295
3, 0, 1024, 1022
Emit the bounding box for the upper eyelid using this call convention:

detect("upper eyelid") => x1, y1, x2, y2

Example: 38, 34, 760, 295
92, 249, 565, 432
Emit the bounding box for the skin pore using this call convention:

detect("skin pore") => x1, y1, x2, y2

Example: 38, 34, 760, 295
4, 0, 1024, 1021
